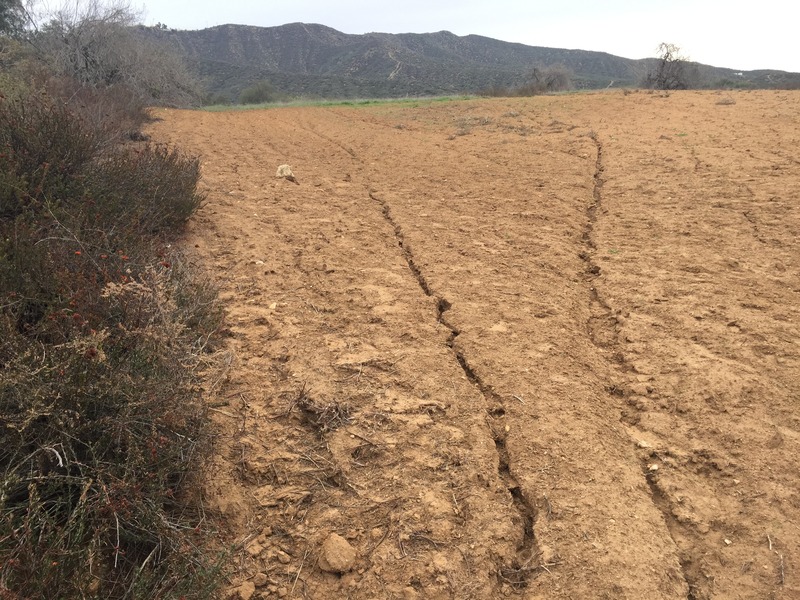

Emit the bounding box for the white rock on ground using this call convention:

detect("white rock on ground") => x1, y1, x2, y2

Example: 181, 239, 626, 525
276, 164, 294, 178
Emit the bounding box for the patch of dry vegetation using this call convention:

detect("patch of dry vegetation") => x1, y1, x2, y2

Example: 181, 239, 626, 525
0, 5, 224, 598
0, 87, 224, 600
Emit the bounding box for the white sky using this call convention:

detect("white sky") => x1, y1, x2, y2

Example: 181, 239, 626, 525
139, 0, 800, 72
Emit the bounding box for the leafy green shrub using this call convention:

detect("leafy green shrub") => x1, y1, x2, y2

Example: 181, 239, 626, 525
0, 0, 25, 37
0, 90, 223, 599
713, 78, 754, 90
239, 80, 278, 104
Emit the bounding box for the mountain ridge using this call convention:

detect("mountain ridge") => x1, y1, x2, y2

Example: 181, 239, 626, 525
136, 22, 800, 100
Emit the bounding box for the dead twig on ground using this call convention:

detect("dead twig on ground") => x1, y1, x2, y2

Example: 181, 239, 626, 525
291, 548, 310, 595
208, 407, 238, 418
365, 522, 392, 557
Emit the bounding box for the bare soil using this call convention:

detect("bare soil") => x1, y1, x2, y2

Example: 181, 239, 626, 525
148, 90, 800, 599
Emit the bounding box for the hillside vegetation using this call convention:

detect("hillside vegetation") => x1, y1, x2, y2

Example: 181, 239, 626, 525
137, 22, 800, 102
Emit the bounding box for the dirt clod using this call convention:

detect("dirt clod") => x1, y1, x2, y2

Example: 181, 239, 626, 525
235, 581, 256, 600
318, 533, 357, 574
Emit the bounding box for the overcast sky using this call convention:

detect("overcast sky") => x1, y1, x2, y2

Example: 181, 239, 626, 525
139, 0, 799, 72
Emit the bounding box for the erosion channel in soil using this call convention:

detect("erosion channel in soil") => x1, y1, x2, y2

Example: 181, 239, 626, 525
149, 90, 800, 599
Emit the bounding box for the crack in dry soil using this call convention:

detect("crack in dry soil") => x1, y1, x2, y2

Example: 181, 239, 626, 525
582, 131, 695, 598
148, 92, 800, 599
643, 466, 699, 600
370, 191, 540, 586
581, 131, 621, 354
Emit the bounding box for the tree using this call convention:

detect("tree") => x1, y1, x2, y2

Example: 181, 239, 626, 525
531, 65, 571, 92
644, 43, 693, 90
0, 0, 26, 36
516, 65, 572, 96
33, 1, 199, 105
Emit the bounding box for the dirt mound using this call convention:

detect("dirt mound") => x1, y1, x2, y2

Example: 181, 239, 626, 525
148, 90, 800, 599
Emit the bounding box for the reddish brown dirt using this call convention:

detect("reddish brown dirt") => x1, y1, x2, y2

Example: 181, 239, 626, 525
149, 90, 800, 599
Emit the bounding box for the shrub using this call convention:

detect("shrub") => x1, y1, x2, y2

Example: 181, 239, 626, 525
481, 66, 572, 97
0, 37, 34, 97
202, 91, 232, 106
239, 80, 278, 105
516, 65, 572, 96
0, 92, 201, 225
0, 90, 222, 599
44, 76, 153, 143
1, 35, 153, 143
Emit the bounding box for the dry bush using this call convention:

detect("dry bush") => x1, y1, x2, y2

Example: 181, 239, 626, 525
0, 265, 222, 598
293, 387, 352, 435
1, 36, 153, 142
482, 65, 572, 98
516, 65, 572, 96
0, 89, 223, 599
44, 76, 152, 142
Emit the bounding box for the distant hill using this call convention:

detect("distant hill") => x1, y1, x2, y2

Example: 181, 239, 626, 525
137, 22, 800, 101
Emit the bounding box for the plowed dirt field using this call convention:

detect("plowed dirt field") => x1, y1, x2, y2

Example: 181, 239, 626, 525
149, 90, 800, 599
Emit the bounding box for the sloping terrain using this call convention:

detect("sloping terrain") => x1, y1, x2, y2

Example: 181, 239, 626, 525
149, 90, 800, 599
138, 23, 800, 99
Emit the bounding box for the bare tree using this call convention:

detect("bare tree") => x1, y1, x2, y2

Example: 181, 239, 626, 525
517, 65, 572, 96
33, 0, 199, 105
643, 43, 694, 90
532, 65, 572, 91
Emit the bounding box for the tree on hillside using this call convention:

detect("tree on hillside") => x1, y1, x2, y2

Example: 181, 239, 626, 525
643, 42, 695, 90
